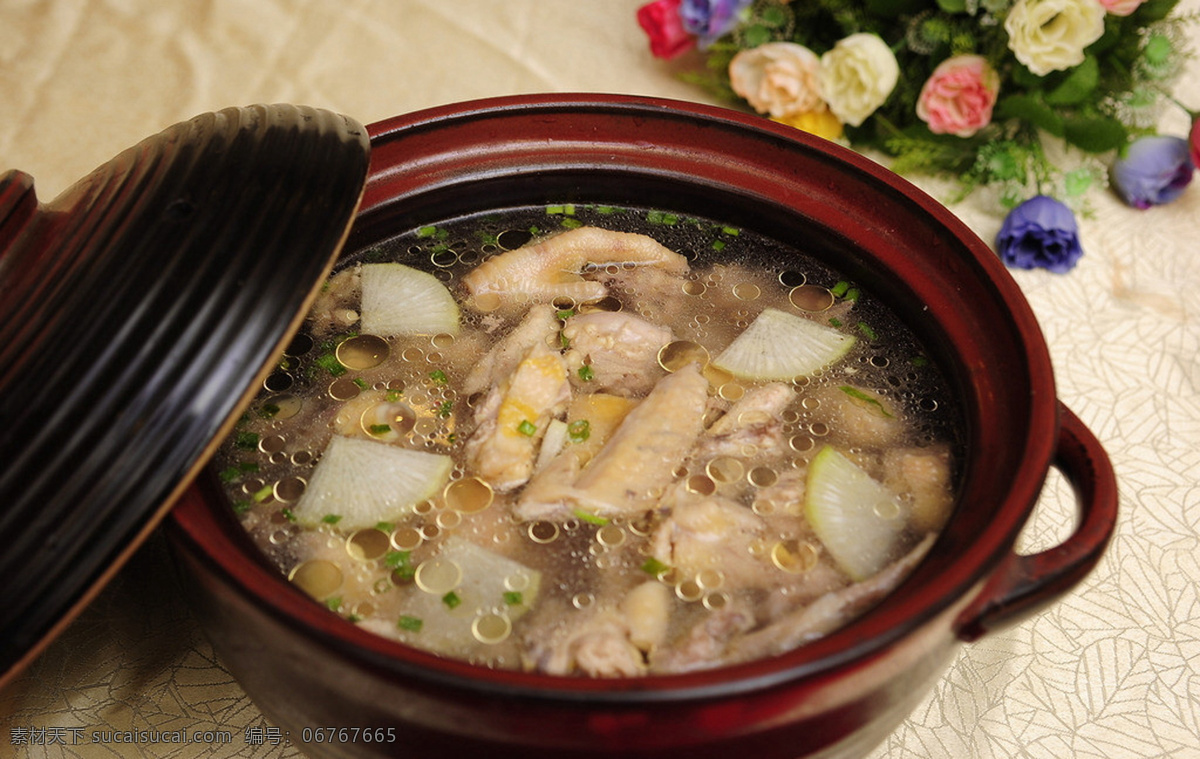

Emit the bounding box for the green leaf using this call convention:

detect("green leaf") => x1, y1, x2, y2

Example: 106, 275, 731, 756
1044, 57, 1099, 106
995, 95, 1064, 137
1134, 0, 1181, 22
1063, 116, 1128, 153
935, 0, 968, 11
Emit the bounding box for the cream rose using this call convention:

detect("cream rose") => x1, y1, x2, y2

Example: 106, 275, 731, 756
1005, 0, 1106, 76
729, 42, 824, 119
818, 33, 899, 128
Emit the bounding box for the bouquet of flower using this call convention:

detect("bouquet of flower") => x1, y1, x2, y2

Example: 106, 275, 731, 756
637, 0, 1198, 272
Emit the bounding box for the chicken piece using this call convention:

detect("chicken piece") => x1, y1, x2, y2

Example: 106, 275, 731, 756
651, 495, 768, 590
695, 382, 794, 460
719, 533, 937, 666
516, 393, 638, 521
567, 362, 709, 516
307, 265, 361, 335
522, 602, 647, 677
563, 311, 672, 397
462, 304, 559, 396
883, 444, 956, 532
462, 226, 689, 312
650, 600, 757, 674
465, 342, 571, 492
808, 384, 906, 448
621, 580, 674, 653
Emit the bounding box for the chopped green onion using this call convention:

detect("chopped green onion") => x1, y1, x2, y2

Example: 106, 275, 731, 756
712, 240, 726, 251
322, 514, 344, 525
840, 386, 894, 418
556, 309, 575, 321
417, 225, 439, 238
325, 596, 342, 612
567, 419, 591, 443
315, 352, 346, 377
595, 205, 616, 215
280, 507, 297, 522
386, 550, 416, 581
720, 225, 741, 236
368, 423, 392, 435
517, 419, 537, 437
559, 331, 571, 349
397, 615, 423, 632
831, 281, 851, 297
856, 322, 878, 340
234, 431, 260, 451
641, 557, 670, 576
577, 364, 595, 381
503, 591, 524, 606
376, 521, 396, 532
442, 591, 462, 609
386, 389, 403, 402
219, 466, 242, 483
560, 218, 583, 229
258, 403, 280, 419
429, 369, 448, 384
573, 508, 609, 526
232, 499, 253, 514
352, 377, 368, 389
845, 287, 860, 302
253, 485, 274, 503
912, 355, 930, 367
437, 400, 453, 418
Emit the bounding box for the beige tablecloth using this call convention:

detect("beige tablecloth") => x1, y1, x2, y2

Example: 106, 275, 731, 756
3, 1, 1199, 757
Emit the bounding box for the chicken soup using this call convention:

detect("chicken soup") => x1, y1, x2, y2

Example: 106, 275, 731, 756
214, 205, 962, 676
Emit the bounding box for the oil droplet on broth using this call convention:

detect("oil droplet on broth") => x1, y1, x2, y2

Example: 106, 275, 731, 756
657, 341, 710, 373
337, 334, 390, 370
472, 613, 512, 644
273, 476, 306, 503
346, 529, 391, 561
446, 477, 492, 514
414, 557, 462, 594
328, 377, 362, 402
392, 526, 423, 551
706, 457, 744, 484
789, 284, 835, 312
771, 540, 819, 574
289, 559, 343, 599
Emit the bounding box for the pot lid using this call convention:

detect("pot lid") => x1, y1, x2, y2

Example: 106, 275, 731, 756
0, 104, 370, 684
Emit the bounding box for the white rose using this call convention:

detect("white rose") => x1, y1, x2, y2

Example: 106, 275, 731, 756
729, 42, 825, 119
818, 33, 899, 128
1005, 0, 1106, 76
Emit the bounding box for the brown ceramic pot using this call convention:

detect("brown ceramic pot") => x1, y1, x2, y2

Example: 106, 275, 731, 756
166, 95, 1116, 759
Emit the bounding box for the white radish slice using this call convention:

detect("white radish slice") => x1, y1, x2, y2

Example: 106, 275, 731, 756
389, 536, 542, 655
360, 263, 460, 336
805, 445, 907, 581
713, 307, 855, 380
292, 435, 452, 529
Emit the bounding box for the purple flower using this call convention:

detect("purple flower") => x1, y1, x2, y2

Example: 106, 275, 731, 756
995, 196, 1084, 274
1111, 135, 1195, 209
679, 0, 753, 48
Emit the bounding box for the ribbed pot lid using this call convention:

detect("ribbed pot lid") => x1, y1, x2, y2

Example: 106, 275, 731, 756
0, 104, 371, 684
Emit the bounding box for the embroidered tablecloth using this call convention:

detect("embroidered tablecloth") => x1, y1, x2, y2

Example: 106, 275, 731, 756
2, 2, 1198, 756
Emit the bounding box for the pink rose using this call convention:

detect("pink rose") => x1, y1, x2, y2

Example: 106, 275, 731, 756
915, 55, 1001, 138
1096, 0, 1145, 15
637, 0, 696, 60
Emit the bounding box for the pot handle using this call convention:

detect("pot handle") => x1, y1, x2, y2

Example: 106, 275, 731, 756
955, 403, 1117, 642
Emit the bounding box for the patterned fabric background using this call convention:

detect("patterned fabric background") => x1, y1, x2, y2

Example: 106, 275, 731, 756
2, 1, 1198, 757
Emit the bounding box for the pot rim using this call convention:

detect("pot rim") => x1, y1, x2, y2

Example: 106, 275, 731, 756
170, 93, 1059, 703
